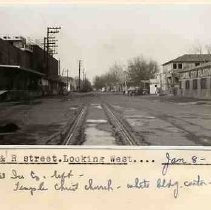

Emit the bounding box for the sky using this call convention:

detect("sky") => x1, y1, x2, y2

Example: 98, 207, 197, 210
0, 4, 211, 81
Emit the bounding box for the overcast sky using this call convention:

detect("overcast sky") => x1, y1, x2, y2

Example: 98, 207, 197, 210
0, 4, 211, 81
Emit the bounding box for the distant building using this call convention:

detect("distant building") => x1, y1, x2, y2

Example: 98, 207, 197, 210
149, 79, 158, 94
162, 54, 211, 92
60, 76, 77, 91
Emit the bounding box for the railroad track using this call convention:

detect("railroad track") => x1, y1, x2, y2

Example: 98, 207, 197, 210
63, 106, 87, 145
102, 103, 138, 145
62, 102, 142, 146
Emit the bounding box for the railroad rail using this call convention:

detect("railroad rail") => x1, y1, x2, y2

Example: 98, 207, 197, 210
102, 103, 138, 145
61, 102, 142, 145
63, 106, 87, 145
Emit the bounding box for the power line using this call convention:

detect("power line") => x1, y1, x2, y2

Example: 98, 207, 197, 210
44, 26, 61, 75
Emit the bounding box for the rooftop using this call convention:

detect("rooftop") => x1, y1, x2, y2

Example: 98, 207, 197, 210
0, 65, 45, 76
163, 54, 211, 65
0, 35, 25, 41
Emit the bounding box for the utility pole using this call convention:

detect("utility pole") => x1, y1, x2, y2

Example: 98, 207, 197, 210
44, 26, 61, 75
66, 69, 69, 91
62, 68, 65, 76
58, 59, 60, 75
78, 60, 82, 91
82, 68, 85, 89
44, 37, 47, 64
123, 70, 128, 94
83, 68, 85, 82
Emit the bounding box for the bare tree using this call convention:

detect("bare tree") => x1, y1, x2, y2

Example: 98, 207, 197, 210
94, 57, 159, 90
205, 44, 211, 54
189, 42, 211, 54
108, 63, 124, 84
127, 56, 159, 86
189, 41, 203, 54
93, 63, 124, 90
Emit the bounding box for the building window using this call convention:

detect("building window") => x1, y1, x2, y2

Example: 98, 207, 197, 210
201, 78, 207, 89
193, 79, 197, 89
195, 63, 200, 67
173, 63, 177, 69
185, 80, 190, 89
178, 63, 182, 69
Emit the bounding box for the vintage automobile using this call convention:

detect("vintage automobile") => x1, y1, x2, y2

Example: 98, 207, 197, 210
127, 86, 149, 96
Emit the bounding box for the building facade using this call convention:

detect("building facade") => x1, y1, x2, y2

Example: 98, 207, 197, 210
178, 62, 211, 98
149, 79, 158, 94
0, 36, 64, 100
162, 54, 211, 93
60, 76, 77, 92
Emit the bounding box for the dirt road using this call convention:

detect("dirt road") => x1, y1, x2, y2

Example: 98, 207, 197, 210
0, 93, 210, 145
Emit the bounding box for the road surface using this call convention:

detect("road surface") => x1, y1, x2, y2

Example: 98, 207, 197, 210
0, 93, 210, 145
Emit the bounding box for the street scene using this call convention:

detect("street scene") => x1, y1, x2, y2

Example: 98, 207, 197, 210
0, 4, 211, 145
1, 93, 211, 145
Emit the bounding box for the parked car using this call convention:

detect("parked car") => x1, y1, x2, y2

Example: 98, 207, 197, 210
128, 87, 149, 96
142, 88, 149, 95
128, 87, 141, 96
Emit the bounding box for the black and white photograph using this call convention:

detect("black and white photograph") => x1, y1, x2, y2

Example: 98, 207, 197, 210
1, 3, 211, 210
0, 3, 210, 145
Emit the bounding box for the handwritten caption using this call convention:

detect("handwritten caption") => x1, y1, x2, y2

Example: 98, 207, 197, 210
0, 152, 210, 199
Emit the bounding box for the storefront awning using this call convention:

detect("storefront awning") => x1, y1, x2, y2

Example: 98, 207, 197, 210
0, 90, 8, 95
0, 65, 45, 76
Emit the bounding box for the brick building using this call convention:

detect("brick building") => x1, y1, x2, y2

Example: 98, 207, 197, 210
0, 36, 64, 100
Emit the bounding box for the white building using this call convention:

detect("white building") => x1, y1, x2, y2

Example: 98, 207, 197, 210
178, 62, 211, 99
149, 79, 158, 94
162, 54, 211, 92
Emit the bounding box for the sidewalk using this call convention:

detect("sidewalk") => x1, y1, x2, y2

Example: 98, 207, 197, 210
138, 95, 211, 105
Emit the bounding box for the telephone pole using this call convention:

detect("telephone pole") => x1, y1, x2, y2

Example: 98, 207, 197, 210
44, 26, 61, 75
58, 59, 60, 75
83, 68, 85, 82
66, 69, 69, 91
78, 60, 82, 91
